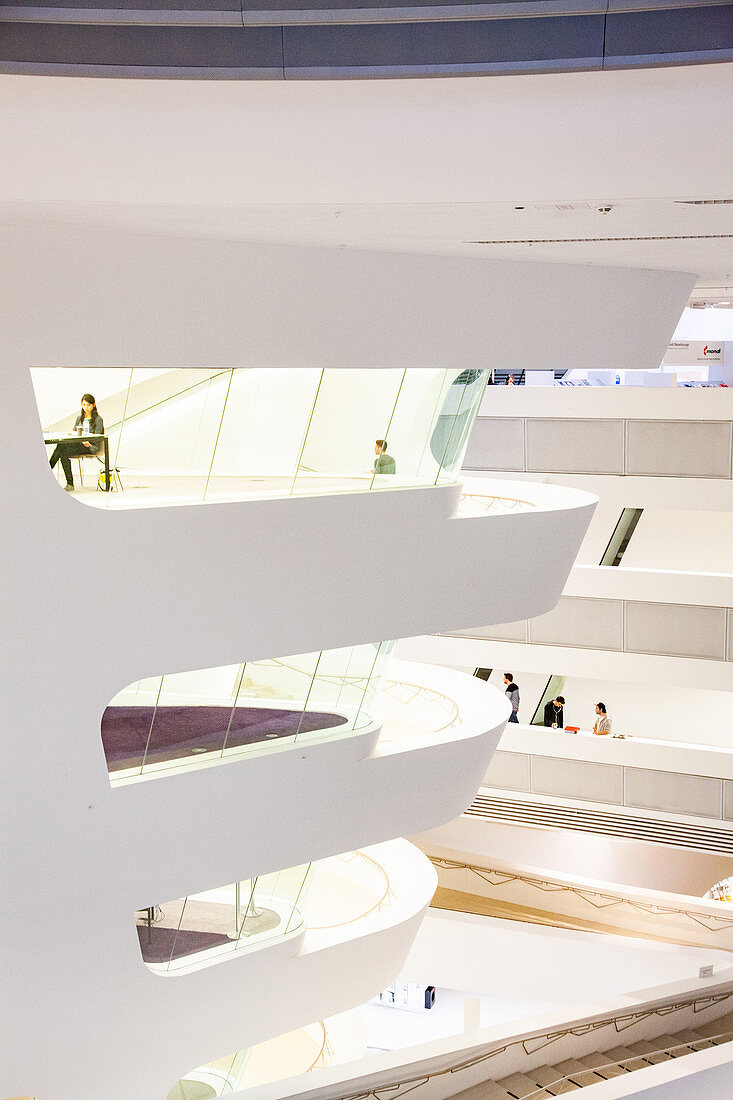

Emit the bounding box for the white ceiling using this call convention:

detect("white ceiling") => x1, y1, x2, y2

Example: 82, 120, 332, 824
1, 64, 732, 289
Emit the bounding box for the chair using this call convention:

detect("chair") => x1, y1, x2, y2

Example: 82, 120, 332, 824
77, 446, 123, 492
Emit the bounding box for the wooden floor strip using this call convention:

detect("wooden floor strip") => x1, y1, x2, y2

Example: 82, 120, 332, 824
430, 887, 707, 947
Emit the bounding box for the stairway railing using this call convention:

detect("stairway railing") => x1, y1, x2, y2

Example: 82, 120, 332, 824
327, 987, 733, 1100
520, 1025, 733, 1100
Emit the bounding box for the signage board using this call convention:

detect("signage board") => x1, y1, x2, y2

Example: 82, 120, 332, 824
663, 341, 723, 366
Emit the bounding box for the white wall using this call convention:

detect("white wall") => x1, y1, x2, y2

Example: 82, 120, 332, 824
544, 674, 733, 746
620, 509, 733, 574
400, 910, 728, 1007
403, 634, 733, 747
440, 662, 733, 747
483, 669, 550, 727
416, 816, 733, 898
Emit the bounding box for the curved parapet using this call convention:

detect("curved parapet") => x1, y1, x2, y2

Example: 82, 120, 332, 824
1, 654, 506, 1100
2, 472, 596, 694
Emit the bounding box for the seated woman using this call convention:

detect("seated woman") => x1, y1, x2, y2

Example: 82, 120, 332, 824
49, 393, 105, 492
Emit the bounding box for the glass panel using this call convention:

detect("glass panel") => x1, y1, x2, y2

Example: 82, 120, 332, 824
102, 674, 164, 776
119, 650, 385, 780
111, 368, 233, 507
433, 368, 488, 482
167, 1080, 219, 1100
301, 641, 392, 738
142, 665, 242, 777
104, 642, 395, 783
225, 651, 323, 756
354, 640, 395, 731
369, 368, 451, 487
293, 369, 405, 496
35, 367, 488, 508
367, 369, 406, 491
135, 894, 190, 973
204, 368, 322, 503
140, 864, 314, 974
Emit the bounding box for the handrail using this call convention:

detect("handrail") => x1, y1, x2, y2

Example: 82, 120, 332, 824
307, 851, 394, 932
521, 1027, 733, 1100
382, 680, 461, 734
330, 988, 733, 1100
429, 855, 733, 934
305, 1021, 335, 1074
458, 492, 534, 515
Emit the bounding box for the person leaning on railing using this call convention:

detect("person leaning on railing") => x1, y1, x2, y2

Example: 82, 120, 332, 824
543, 695, 565, 728
48, 393, 105, 492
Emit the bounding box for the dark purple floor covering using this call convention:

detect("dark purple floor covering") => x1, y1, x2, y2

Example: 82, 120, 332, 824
102, 704, 348, 772
136, 924, 232, 964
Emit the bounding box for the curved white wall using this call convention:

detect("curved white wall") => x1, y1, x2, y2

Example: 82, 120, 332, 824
1, 222, 693, 374
0, 228, 599, 1100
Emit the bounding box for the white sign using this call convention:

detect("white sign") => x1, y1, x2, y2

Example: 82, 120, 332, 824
663, 340, 723, 366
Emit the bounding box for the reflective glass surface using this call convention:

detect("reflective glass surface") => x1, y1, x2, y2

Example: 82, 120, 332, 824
33, 367, 486, 508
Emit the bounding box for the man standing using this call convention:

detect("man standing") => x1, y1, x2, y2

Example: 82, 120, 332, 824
593, 702, 612, 735
543, 696, 565, 728
504, 673, 520, 724
372, 439, 396, 475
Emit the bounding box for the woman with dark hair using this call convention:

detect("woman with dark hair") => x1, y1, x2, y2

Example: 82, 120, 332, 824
49, 394, 105, 491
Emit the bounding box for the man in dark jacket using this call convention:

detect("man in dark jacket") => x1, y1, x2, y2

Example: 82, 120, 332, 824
503, 673, 520, 723
543, 696, 565, 728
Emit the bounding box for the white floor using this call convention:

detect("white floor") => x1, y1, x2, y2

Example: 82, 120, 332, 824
362, 985, 558, 1053
56, 472, 439, 509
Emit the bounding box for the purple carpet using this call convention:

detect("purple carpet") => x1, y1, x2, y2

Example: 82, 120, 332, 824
136, 924, 231, 964
102, 704, 348, 772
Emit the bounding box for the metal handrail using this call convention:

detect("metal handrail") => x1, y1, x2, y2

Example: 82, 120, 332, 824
307, 851, 394, 932
305, 1021, 334, 1074
430, 856, 733, 934
458, 492, 534, 515
383, 680, 461, 733
331, 988, 733, 1100
521, 1028, 733, 1100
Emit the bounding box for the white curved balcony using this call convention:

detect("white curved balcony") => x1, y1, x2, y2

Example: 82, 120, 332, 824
110, 659, 510, 907
132, 839, 436, 1100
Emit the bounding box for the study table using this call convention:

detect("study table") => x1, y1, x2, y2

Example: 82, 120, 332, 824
44, 432, 111, 492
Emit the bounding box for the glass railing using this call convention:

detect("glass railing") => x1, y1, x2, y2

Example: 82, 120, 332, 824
165, 1023, 331, 1100
138, 847, 394, 977
104, 640, 394, 783
33, 366, 487, 508
137, 863, 314, 974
